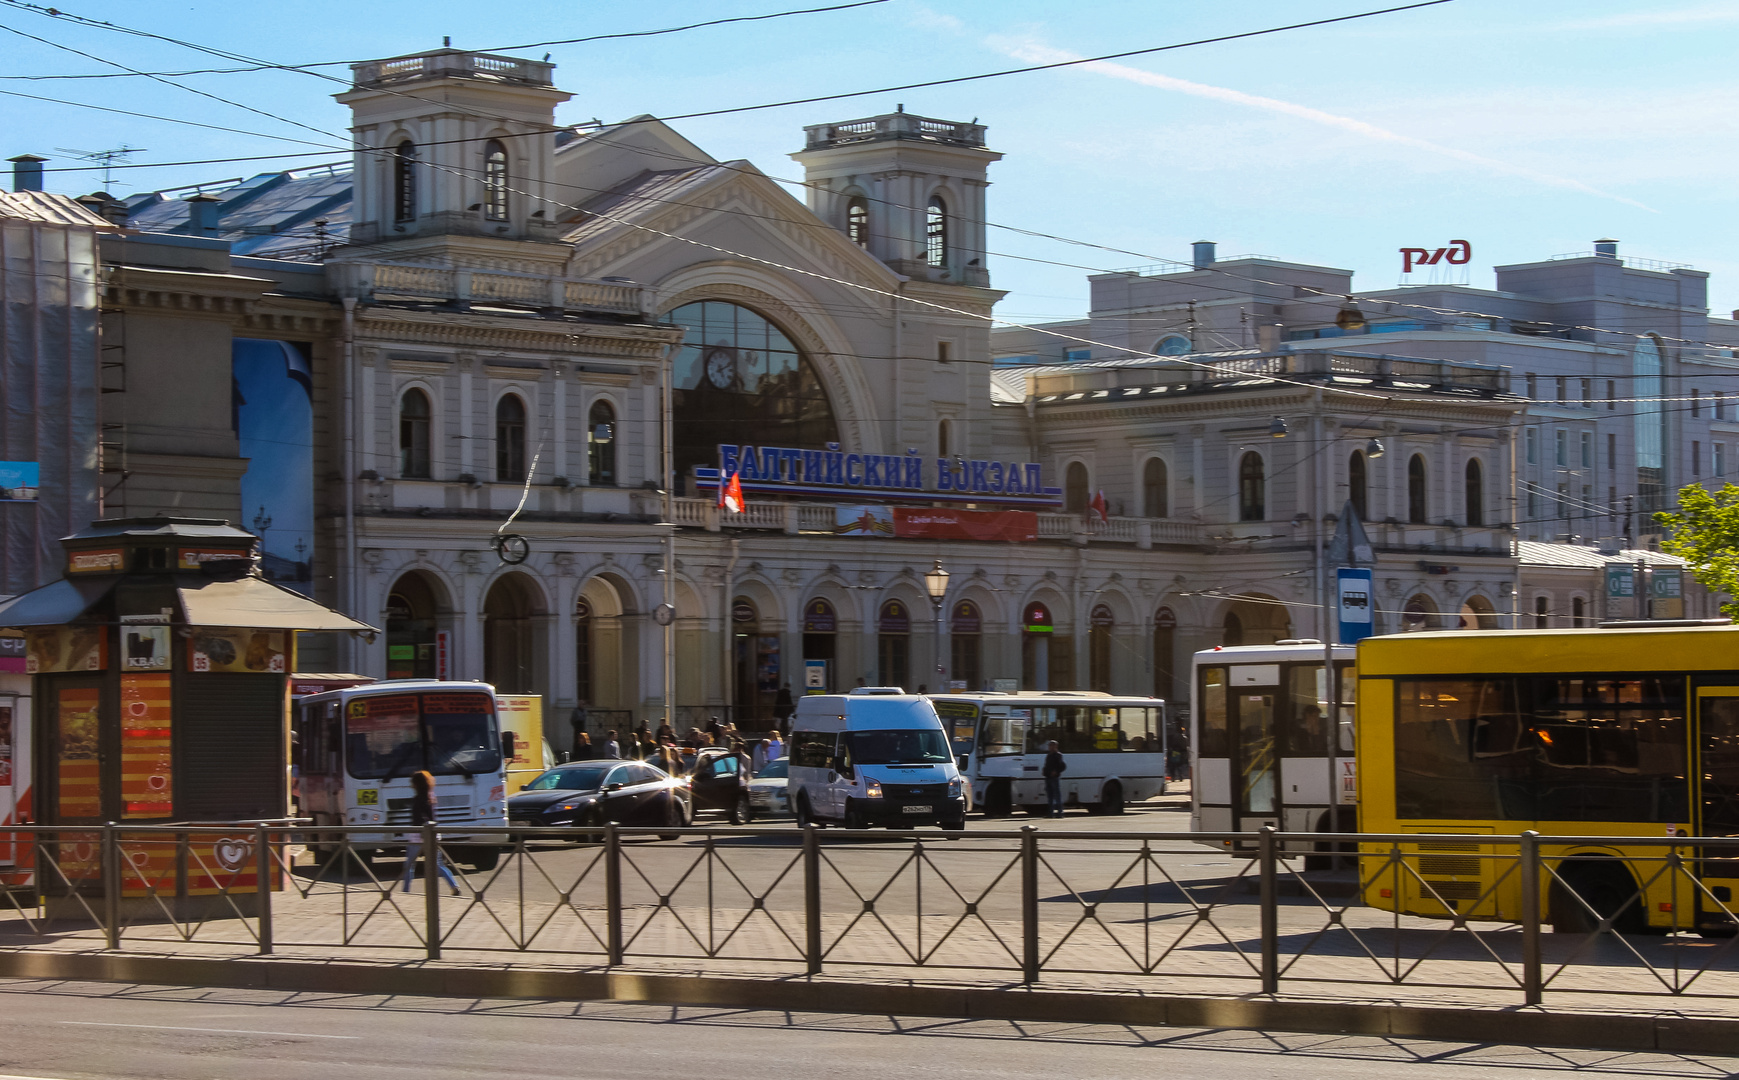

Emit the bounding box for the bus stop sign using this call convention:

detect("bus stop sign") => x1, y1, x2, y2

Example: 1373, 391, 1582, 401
1337, 567, 1374, 644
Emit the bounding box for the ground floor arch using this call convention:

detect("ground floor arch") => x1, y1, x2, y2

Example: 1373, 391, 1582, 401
1218, 594, 1291, 647
484, 572, 547, 694
385, 569, 448, 679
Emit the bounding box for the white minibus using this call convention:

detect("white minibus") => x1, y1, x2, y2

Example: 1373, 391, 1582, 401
788, 689, 966, 831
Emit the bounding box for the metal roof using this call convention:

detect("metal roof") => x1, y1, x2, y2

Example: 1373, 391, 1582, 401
560, 165, 730, 248
124, 169, 351, 260
0, 190, 115, 228
1514, 541, 1684, 568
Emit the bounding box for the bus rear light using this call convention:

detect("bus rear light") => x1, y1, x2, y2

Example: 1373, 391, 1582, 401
1659, 902, 1674, 912
1379, 888, 1393, 898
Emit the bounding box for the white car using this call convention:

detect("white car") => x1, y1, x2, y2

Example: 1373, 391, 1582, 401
748, 757, 791, 816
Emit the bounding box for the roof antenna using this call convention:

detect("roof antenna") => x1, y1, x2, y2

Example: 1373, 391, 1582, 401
443, 36, 451, 47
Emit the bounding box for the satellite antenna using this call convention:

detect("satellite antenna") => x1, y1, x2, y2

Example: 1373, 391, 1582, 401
53, 144, 146, 191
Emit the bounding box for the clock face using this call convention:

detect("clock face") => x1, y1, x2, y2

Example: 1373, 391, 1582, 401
705, 347, 736, 389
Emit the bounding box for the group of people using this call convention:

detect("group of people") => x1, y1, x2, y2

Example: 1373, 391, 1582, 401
567, 709, 786, 778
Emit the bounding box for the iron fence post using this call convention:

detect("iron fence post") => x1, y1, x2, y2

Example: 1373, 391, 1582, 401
101, 822, 120, 950
803, 824, 822, 975
255, 823, 273, 955
1520, 830, 1542, 1005
423, 822, 441, 961
1258, 825, 1278, 995
175, 828, 190, 922
1021, 826, 1039, 983
605, 823, 623, 966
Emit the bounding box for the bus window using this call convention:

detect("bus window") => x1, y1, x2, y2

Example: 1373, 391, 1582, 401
422, 692, 503, 775
1528, 676, 1687, 822
979, 707, 1028, 756
933, 700, 980, 755
348, 694, 422, 779
1336, 662, 1355, 753
1122, 708, 1159, 752
1283, 664, 1327, 756
1239, 692, 1277, 813
1090, 708, 1120, 751
1199, 667, 1228, 756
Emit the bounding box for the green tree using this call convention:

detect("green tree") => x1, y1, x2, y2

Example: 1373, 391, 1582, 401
1654, 483, 1739, 620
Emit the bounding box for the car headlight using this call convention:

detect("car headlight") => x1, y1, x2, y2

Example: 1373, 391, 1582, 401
948, 778, 963, 799
864, 779, 883, 799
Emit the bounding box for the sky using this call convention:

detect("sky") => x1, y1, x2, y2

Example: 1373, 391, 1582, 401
8, 0, 1739, 325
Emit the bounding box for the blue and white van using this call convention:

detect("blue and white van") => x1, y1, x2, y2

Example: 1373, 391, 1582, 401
788, 689, 966, 831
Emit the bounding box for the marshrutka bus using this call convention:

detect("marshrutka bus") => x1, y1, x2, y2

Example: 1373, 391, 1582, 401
1191, 641, 1356, 850
1358, 622, 1739, 936
295, 680, 508, 870
928, 692, 1166, 816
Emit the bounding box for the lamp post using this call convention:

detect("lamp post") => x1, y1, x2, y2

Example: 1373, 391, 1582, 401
924, 560, 950, 689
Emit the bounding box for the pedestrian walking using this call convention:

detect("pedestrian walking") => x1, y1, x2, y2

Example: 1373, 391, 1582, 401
656, 717, 675, 743
401, 770, 460, 895
568, 700, 589, 760
602, 729, 621, 759
570, 731, 594, 761
1042, 740, 1067, 819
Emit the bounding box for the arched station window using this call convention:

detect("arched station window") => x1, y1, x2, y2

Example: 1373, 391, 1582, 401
393, 141, 417, 223
925, 194, 947, 266
1348, 449, 1367, 520
1089, 605, 1114, 693
588, 399, 616, 486
950, 600, 982, 691
1465, 458, 1484, 526
1238, 452, 1266, 521
1143, 458, 1167, 518
878, 599, 911, 689
846, 197, 869, 247
399, 388, 431, 478
1407, 454, 1428, 524
483, 139, 509, 221
1065, 462, 1090, 515
496, 395, 527, 483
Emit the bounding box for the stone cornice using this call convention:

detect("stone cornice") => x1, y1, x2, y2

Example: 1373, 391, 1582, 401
356, 307, 680, 359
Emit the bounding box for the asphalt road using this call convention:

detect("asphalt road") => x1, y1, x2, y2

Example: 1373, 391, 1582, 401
1, 977, 1734, 1080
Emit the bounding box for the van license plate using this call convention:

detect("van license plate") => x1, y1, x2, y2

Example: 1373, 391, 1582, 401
902, 805, 931, 814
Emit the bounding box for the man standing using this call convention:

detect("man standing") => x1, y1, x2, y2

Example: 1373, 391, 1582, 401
602, 729, 621, 759
1042, 740, 1067, 819
569, 700, 589, 762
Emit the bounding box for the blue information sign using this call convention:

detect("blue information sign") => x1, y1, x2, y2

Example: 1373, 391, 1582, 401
1337, 567, 1375, 645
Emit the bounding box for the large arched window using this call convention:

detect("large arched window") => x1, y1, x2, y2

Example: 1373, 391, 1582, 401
1143, 458, 1168, 518
668, 300, 839, 481
878, 599, 911, 689
588, 399, 616, 486
1465, 458, 1484, 526
483, 139, 509, 221
393, 140, 417, 223
496, 394, 527, 483
1348, 449, 1367, 520
925, 194, 947, 266
1065, 462, 1090, 515
399, 388, 431, 478
950, 600, 981, 691
1238, 452, 1266, 521
1089, 605, 1114, 693
846, 197, 869, 247
1407, 454, 1428, 524
1155, 334, 1191, 356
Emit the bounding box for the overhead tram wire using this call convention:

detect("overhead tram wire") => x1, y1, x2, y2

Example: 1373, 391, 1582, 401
0, 0, 893, 79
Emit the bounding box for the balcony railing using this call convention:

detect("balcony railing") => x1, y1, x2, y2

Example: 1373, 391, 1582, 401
803, 112, 988, 150
351, 51, 555, 89
672, 497, 1203, 548
334, 262, 645, 316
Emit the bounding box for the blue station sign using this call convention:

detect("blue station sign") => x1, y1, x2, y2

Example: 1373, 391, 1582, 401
697, 443, 1062, 508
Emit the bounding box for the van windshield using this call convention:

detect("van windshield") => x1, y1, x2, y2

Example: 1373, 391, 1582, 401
844, 729, 951, 766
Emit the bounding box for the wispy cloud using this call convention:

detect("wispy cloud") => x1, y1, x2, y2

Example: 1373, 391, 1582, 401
993, 38, 1655, 212
1549, 4, 1739, 31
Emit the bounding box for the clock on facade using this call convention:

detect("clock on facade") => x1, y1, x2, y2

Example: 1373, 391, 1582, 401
705, 346, 736, 389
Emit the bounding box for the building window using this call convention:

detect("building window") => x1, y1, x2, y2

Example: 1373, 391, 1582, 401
495, 394, 527, 483
1692, 389, 1702, 417
483, 139, 509, 221
950, 600, 981, 691
1609, 486, 1617, 521
1088, 605, 1113, 693
1526, 428, 1538, 464
1582, 378, 1592, 408
1527, 489, 1539, 520
1064, 347, 1090, 362
1465, 458, 1483, 526
393, 140, 417, 222
846, 197, 868, 246
877, 600, 911, 689
399, 388, 431, 478
1152, 607, 1177, 701
1572, 596, 1586, 627
1607, 379, 1617, 411
937, 419, 950, 460
1155, 334, 1192, 355
925, 194, 947, 266
1348, 449, 1368, 520
937, 340, 952, 364
1143, 457, 1168, 518
1065, 461, 1090, 515
1556, 375, 1566, 402
1580, 430, 1593, 469
1407, 454, 1427, 524
1555, 430, 1567, 467
1718, 442, 1726, 478
1238, 452, 1266, 521
1556, 482, 1570, 519
1694, 440, 1702, 477
1718, 391, 1728, 421
588, 399, 615, 486
1525, 373, 1538, 399
575, 594, 593, 707
1534, 596, 1549, 629
1608, 432, 1617, 472
1636, 335, 1666, 513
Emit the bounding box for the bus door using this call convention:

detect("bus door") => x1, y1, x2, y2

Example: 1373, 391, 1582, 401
1694, 688, 1739, 923
1229, 664, 1281, 840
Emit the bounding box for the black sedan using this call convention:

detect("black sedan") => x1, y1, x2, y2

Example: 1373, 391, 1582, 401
508, 760, 691, 838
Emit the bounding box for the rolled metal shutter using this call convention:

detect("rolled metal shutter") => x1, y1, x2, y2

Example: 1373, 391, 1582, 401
177, 674, 286, 821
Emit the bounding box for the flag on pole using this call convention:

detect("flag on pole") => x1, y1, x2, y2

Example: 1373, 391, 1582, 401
719, 471, 744, 514
1089, 489, 1109, 523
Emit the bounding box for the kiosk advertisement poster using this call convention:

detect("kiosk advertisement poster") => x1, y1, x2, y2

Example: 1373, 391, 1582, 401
498, 694, 545, 795
120, 674, 173, 818
189, 629, 287, 673
26, 627, 106, 673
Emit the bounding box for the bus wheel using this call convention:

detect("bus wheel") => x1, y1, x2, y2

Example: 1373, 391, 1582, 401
1550, 859, 1644, 935
1100, 781, 1125, 815
983, 782, 1011, 818
464, 846, 500, 872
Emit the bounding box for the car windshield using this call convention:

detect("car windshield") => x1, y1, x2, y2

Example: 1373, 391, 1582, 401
524, 766, 609, 792
754, 758, 789, 779
844, 729, 951, 766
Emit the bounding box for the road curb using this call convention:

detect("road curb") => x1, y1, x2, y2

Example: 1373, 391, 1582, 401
1, 950, 1732, 1053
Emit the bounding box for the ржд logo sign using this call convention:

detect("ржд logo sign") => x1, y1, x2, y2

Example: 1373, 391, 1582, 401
1400, 239, 1471, 274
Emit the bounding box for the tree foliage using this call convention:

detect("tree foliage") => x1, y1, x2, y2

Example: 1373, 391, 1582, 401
1655, 483, 1739, 620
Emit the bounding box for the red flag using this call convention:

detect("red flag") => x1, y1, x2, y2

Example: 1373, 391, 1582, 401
1090, 489, 1109, 523
719, 471, 744, 514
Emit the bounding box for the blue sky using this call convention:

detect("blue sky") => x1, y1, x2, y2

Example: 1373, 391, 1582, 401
10, 0, 1739, 322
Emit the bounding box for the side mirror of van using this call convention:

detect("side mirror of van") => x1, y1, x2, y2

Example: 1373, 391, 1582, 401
833, 757, 854, 780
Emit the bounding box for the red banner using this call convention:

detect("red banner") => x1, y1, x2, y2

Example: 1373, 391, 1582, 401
894, 508, 1037, 542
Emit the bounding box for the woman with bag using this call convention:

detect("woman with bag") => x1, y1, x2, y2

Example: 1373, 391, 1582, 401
401, 770, 461, 895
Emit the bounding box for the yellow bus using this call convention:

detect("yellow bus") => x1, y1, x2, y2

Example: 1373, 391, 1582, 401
1356, 622, 1739, 936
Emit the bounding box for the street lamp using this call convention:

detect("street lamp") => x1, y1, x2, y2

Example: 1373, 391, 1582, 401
924, 560, 950, 687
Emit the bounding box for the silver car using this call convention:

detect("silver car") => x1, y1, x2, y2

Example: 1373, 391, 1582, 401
747, 757, 790, 816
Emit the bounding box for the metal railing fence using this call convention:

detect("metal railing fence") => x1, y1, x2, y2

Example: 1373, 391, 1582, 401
2, 824, 1737, 1008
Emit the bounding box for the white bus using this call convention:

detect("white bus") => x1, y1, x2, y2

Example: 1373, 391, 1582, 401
294, 680, 508, 870
929, 692, 1166, 816
1190, 641, 1355, 851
